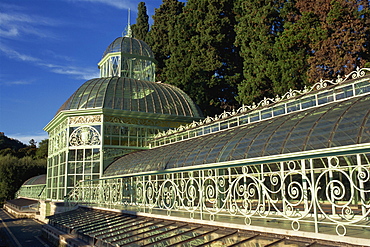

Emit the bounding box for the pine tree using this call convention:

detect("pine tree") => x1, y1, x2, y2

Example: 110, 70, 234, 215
271, 1, 322, 96
163, 0, 242, 116
147, 0, 184, 82
234, 0, 284, 105
131, 2, 149, 42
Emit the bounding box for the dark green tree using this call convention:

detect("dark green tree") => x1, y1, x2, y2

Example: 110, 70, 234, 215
271, 2, 322, 96
361, 0, 370, 67
0, 133, 26, 151
163, 0, 242, 116
0, 134, 47, 203
0, 155, 46, 203
36, 139, 49, 159
147, 0, 184, 82
131, 2, 149, 42
234, 0, 284, 105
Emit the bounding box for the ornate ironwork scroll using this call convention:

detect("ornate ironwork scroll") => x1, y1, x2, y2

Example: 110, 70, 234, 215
68, 153, 370, 237
69, 126, 101, 146
69, 115, 101, 125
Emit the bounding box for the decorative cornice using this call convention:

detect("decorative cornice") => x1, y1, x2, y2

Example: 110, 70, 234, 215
154, 67, 370, 139
69, 115, 102, 125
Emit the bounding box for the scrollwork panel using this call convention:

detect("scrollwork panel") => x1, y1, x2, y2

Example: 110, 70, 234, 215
68, 153, 370, 236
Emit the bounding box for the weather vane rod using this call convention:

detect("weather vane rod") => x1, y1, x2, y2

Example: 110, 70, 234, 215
123, 9, 132, 38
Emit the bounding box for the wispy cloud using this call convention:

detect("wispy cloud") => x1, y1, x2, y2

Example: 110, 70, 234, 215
0, 43, 40, 62
0, 4, 61, 39
1, 80, 33, 86
0, 44, 98, 81
41, 63, 100, 80
69, 0, 136, 10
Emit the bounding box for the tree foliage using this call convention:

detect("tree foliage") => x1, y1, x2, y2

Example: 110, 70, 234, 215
294, 0, 369, 82
158, 0, 242, 116
144, 0, 369, 111
0, 134, 47, 203
148, 0, 184, 82
234, 0, 284, 104
131, 2, 150, 42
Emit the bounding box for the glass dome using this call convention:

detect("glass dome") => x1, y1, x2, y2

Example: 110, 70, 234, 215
22, 174, 46, 185
57, 77, 203, 118
102, 37, 155, 59
99, 37, 157, 81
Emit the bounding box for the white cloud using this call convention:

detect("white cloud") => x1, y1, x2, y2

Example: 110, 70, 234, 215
0, 43, 40, 62
0, 6, 61, 39
41, 63, 100, 80
8, 132, 49, 146
1, 80, 32, 86
70, 0, 136, 10
0, 44, 98, 80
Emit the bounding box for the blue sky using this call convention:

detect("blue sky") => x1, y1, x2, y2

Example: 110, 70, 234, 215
0, 0, 166, 145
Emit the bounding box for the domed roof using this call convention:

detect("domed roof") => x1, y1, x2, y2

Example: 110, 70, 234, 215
57, 77, 203, 118
22, 174, 46, 185
102, 37, 155, 60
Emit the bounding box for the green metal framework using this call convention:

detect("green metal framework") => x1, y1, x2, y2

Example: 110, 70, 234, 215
46, 207, 321, 246
105, 74, 370, 177
57, 77, 202, 118
151, 69, 370, 148
98, 37, 157, 81
45, 86, 201, 200
68, 149, 370, 240
16, 184, 46, 200
66, 69, 370, 242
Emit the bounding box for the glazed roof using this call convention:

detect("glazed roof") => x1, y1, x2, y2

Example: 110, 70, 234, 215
57, 77, 202, 118
102, 37, 155, 60
22, 174, 46, 185
103, 76, 370, 177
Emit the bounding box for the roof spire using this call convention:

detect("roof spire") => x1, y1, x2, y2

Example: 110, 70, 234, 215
123, 9, 132, 38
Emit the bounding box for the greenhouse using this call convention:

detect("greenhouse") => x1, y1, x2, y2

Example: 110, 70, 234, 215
13, 21, 370, 246
65, 68, 370, 246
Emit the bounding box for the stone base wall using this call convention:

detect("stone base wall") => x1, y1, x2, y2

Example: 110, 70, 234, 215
3, 204, 37, 219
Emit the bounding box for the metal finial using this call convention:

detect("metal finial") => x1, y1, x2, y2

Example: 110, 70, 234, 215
123, 9, 132, 37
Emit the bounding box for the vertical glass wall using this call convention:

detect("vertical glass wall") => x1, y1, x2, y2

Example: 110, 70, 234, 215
46, 121, 68, 200
46, 114, 177, 200
46, 116, 103, 201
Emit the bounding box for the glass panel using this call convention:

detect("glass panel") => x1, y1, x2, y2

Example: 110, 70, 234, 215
305, 102, 347, 150
301, 95, 316, 109
250, 112, 260, 122
247, 117, 287, 158
317, 90, 334, 105
239, 114, 249, 124
287, 100, 300, 113
220, 122, 229, 130
355, 79, 370, 95
261, 109, 272, 119
332, 96, 370, 146
335, 84, 353, 100
283, 107, 325, 153
273, 104, 285, 116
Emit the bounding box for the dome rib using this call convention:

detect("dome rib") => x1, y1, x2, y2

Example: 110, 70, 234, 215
102, 37, 155, 61
56, 77, 203, 118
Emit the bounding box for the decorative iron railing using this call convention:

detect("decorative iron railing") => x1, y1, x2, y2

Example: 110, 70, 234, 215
67, 151, 370, 238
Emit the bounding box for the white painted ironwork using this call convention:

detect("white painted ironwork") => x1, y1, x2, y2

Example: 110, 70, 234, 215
67, 152, 370, 237
69, 126, 101, 146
